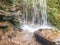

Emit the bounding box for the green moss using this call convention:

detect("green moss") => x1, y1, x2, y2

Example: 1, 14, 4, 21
47, 0, 60, 30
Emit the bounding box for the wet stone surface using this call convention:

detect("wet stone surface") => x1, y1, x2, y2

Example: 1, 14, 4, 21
0, 30, 42, 45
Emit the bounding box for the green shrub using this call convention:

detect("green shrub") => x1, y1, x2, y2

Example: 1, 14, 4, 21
47, 0, 60, 30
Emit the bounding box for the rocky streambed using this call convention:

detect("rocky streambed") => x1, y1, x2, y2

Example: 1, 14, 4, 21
0, 29, 60, 45
0, 30, 42, 45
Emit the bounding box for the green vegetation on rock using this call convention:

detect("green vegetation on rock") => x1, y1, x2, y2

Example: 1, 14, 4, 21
47, 0, 60, 30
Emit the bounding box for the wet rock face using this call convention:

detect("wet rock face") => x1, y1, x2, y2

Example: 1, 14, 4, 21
0, 15, 5, 21
34, 29, 60, 45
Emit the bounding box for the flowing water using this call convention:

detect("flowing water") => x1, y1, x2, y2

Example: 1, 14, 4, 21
40, 0, 47, 26
23, 0, 28, 24
20, 0, 52, 32
32, 0, 40, 24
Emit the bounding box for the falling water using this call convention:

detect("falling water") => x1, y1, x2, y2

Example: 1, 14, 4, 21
20, 0, 52, 32
32, 0, 40, 24
40, 0, 47, 26
39, 0, 52, 29
23, 0, 28, 24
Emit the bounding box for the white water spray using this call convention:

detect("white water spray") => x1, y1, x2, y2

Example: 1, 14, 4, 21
20, 0, 52, 32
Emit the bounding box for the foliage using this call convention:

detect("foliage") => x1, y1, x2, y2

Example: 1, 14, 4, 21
47, 0, 60, 29
0, 0, 13, 11
1, 0, 13, 5
0, 0, 20, 27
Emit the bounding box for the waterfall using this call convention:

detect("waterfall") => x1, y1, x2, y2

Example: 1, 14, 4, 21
32, 0, 40, 24
40, 0, 48, 26
20, 0, 52, 32
23, 0, 28, 24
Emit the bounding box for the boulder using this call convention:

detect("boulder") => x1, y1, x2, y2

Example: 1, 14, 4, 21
34, 29, 60, 45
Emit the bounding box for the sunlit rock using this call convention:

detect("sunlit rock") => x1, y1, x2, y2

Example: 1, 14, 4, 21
34, 29, 60, 45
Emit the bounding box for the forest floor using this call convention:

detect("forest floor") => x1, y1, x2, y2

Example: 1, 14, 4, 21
0, 30, 42, 45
